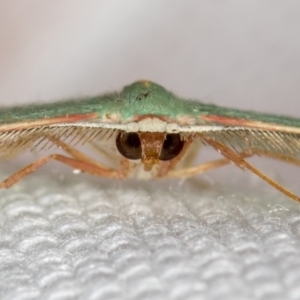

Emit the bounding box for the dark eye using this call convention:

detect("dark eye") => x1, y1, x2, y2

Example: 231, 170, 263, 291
116, 132, 142, 160
159, 134, 184, 161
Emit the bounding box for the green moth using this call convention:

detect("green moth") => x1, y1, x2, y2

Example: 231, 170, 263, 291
0, 80, 299, 202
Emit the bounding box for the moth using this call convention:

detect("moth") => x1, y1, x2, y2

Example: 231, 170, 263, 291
0, 80, 300, 202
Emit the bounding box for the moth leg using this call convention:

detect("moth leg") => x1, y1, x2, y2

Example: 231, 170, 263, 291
45, 135, 111, 169
203, 138, 300, 204
0, 153, 122, 189
0, 134, 135, 189
165, 156, 247, 178
47, 136, 132, 179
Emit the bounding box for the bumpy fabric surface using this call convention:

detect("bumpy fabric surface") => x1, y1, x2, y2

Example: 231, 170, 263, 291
1, 164, 300, 300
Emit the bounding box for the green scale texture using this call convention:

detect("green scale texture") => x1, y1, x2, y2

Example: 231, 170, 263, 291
0, 81, 299, 128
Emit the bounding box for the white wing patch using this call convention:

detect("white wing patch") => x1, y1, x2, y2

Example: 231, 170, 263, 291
46, 118, 225, 133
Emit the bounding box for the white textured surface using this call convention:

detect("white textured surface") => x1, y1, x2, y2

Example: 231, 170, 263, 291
1, 168, 300, 300
1, 1, 300, 299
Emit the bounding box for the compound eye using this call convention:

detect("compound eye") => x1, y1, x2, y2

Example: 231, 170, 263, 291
159, 134, 184, 161
116, 132, 142, 160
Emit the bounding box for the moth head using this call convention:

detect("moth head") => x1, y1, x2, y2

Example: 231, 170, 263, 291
116, 131, 184, 171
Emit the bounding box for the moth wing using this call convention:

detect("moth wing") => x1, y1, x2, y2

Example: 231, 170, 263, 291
188, 115, 300, 163
0, 117, 125, 158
